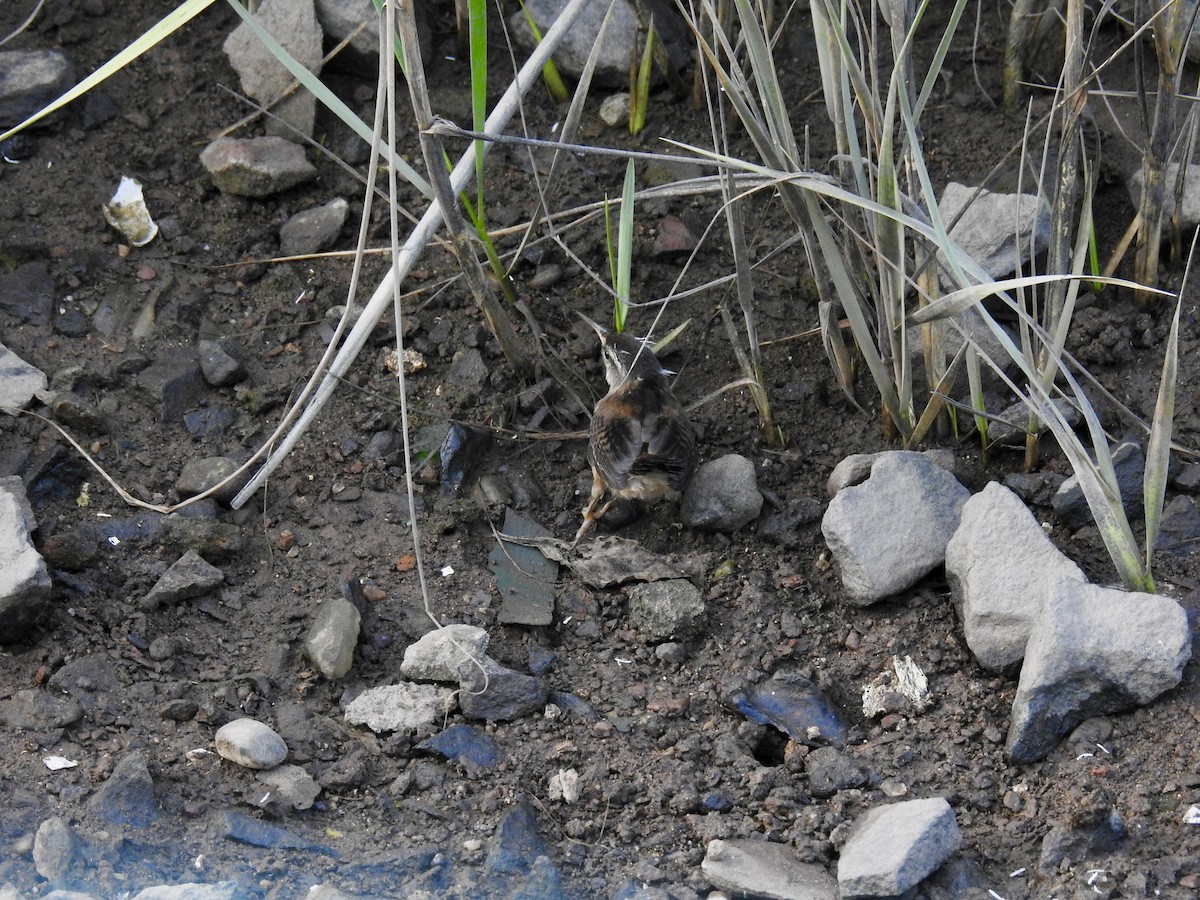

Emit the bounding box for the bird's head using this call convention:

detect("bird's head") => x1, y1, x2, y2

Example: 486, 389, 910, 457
579, 314, 667, 388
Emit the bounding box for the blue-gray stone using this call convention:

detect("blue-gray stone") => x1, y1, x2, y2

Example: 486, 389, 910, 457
490, 509, 557, 627
89, 752, 156, 827
485, 802, 549, 876
440, 423, 492, 494
221, 810, 337, 856
1052, 441, 1144, 530
419, 723, 500, 770
733, 670, 848, 748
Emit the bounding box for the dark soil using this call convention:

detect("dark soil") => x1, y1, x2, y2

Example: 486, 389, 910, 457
2, 2, 1199, 898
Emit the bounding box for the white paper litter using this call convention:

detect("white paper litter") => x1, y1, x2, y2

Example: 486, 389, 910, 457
102, 175, 159, 246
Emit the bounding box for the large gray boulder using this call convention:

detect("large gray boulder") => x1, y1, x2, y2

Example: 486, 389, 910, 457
1006, 582, 1190, 763
838, 797, 961, 897
945, 482, 1085, 671
822, 452, 969, 605
0, 484, 51, 642
223, 0, 322, 138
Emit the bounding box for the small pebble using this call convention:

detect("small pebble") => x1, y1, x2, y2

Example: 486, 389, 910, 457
214, 718, 288, 769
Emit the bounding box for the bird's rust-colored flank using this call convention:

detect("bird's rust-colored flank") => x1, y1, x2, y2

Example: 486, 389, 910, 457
574, 316, 695, 544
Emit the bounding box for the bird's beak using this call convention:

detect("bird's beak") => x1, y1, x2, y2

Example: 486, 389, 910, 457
577, 312, 607, 338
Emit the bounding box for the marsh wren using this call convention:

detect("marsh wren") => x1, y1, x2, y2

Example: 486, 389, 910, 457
573, 316, 696, 543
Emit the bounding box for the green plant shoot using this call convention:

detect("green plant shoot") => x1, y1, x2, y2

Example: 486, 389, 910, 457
629, 17, 656, 135
518, 1, 570, 102
614, 160, 635, 332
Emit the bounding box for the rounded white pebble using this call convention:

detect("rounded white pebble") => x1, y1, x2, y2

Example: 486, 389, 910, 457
214, 718, 288, 769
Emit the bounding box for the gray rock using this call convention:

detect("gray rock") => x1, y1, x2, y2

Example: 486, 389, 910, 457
490, 508, 557, 627
806, 746, 870, 798
141, 549, 224, 611
135, 354, 205, 424
1052, 440, 1144, 530
50, 391, 106, 434
680, 453, 763, 532
822, 452, 969, 605
0, 487, 51, 643
343, 682, 456, 732
511, 855, 568, 900
1176, 462, 1200, 492
88, 752, 157, 827
159, 511, 243, 563
459, 657, 549, 722
922, 304, 1016, 385
627, 578, 706, 642
303, 886, 358, 900
1128, 162, 1200, 228
598, 92, 630, 127
158, 698, 198, 722
0, 50, 74, 128
130, 884, 241, 900
837, 797, 961, 898
0, 341, 49, 415
938, 181, 1051, 280
215, 718, 288, 769
0, 487, 49, 643
400, 624, 490, 682
485, 801, 551, 875
509, 0, 688, 88
1006, 582, 1190, 763
316, 0, 381, 59
0, 689, 83, 730
33, 816, 77, 883
223, 0, 322, 138
0, 262, 54, 325
279, 198, 349, 256
1155, 495, 1200, 553
0, 476, 35, 530
509, 0, 640, 86
1038, 806, 1125, 876
945, 482, 1086, 671
702, 838, 838, 900
304, 596, 361, 679
198, 340, 246, 388
256, 764, 321, 811
826, 448, 955, 496
175, 457, 243, 505
199, 136, 317, 198
985, 398, 1080, 448
1003, 470, 1068, 506
48, 653, 119, 710
447, 348, 489, 397
316, 0, 432, 68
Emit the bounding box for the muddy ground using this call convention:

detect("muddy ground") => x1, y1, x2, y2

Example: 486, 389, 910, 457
1, 1, 1200, 898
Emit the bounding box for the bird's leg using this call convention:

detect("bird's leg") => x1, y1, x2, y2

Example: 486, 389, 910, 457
572, 469, 607, 545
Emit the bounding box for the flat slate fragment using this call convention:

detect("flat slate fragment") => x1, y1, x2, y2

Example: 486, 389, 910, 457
703, 838, 838, 900
490, 508, 557, 626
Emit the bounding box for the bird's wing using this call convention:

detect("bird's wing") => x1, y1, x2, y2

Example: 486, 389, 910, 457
644, 400, 695, 490
588, 394, 641, 492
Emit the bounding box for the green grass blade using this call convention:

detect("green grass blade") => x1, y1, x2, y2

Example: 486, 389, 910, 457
912, 0, 968, 119
615, 160, 636, 332
518, 0, 569, 102
0, 0, 219, 143
732, 0, 800, 166
629, 16, 655, 135
1144, 295, 1181, 563
469, 0, 487, 214
965, 345, 989, 460
908, 274, 1165, 326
